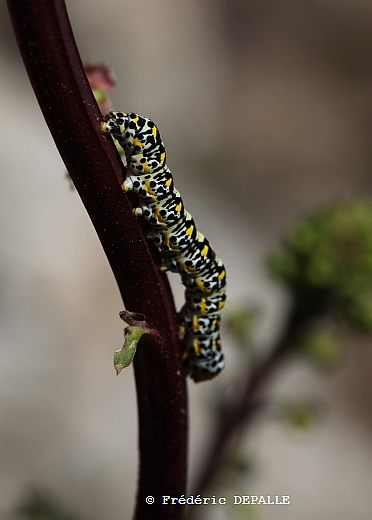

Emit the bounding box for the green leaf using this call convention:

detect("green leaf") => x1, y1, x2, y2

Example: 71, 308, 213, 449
267, 198, 372, 331
114, 326, 148, 375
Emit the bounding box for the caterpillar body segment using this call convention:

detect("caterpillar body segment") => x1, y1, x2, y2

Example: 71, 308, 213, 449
102, 111, 227, 381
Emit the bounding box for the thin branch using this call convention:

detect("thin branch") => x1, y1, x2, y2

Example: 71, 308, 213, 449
6, 1, 187, 518
192, 327, 290, 498
192, 304, 316, 502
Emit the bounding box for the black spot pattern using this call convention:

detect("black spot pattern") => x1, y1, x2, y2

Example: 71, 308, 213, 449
102, 111, 227, 382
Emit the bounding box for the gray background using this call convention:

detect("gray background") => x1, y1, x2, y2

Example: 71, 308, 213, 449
1, 1, 372, 518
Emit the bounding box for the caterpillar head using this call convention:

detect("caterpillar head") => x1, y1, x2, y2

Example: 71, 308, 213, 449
102, 111, 128, 138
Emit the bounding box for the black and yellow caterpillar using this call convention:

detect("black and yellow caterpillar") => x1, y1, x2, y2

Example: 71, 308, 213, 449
102, 111, 226, 382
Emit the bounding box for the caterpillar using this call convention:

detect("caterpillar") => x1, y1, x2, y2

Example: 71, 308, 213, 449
102, 111, 226, 382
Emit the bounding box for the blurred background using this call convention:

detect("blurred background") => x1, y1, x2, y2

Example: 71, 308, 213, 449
1, 1, 372, 518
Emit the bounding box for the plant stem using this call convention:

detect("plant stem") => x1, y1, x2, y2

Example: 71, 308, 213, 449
7, 1, 187, 518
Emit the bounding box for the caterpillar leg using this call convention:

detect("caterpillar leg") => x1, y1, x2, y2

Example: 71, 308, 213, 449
122, 177, 133, 192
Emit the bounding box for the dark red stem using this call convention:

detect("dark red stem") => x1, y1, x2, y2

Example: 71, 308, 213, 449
6, 1, 187, 518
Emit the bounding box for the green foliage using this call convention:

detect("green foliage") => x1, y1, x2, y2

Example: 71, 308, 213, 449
91, 88, 106, 105
114, 326, 148, 375
232, 503, 259, 520
268, 199, 372, 331
301, 326, 343, 368
226, 305, 256, 347
221, 455, 253, 485
13, 489, 82, 520
276, 400, 324, 431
